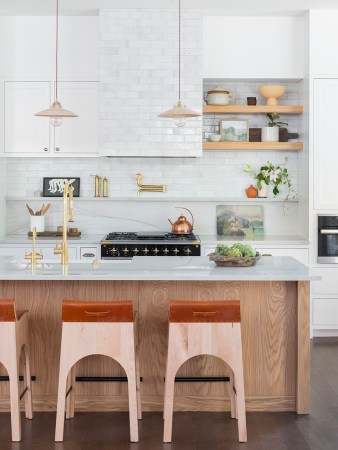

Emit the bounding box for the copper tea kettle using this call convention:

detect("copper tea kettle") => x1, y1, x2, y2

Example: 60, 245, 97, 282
168, 207, 194, 235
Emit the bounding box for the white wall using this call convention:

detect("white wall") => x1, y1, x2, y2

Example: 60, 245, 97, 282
0, 16, 99, 79
203, 16, 307, 79
0, 159, 6, 236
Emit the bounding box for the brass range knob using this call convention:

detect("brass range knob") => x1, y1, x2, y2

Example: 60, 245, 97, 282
172, 248, 179, 255
143, 248, 149, 255
152, 247, 159, 255
123, 247, 130, 254
110, 247, 118, 254
133, 248, 140, 254
184, 248, 192, 255
162, 248, 169, 255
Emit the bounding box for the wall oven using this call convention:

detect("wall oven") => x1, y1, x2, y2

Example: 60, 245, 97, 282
318, 215, 338, 263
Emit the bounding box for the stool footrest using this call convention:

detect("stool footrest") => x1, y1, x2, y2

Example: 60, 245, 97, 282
19, 386, 28, 401
164, 376, 231, 383
75, 376, 143, 382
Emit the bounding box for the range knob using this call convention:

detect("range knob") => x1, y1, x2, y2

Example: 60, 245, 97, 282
162, 248, 169, 255
152, 247, 159, 255
184, 248, 192, 255
123, 247, 130, 254
143, 248, 150, 255
172, 248, 179, 255
110, 247, 118, 254
133, 248, 140, 255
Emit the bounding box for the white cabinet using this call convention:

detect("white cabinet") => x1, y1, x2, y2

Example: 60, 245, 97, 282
80, 246, 99, 261
313, 78, 338, 210
4, 81, 99, 157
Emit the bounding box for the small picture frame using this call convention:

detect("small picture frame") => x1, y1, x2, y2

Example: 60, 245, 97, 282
220, 119, 249, 142
42, 178, 80, 197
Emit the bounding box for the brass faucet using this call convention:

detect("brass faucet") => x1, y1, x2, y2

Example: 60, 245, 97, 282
135, 173, 166, 196
54, 181, 74, 266
25, 227, 43, 270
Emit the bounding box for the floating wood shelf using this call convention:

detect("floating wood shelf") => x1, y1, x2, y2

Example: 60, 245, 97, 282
203, 142, 303, 151
203, 105, 303, 115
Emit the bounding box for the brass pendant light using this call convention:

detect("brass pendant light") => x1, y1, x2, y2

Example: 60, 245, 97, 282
159, 0, 201, 127
35, 0, 78, 127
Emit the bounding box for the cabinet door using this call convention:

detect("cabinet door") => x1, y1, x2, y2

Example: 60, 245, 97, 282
255, 247, 309, 265
54, 82, 99, 155
4, 81, 51, 154
313, 79, 338, 210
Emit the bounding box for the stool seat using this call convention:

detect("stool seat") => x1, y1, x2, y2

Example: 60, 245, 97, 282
55, 299, 141, 443
0, 299, 33, 442
164, 299, 247, 443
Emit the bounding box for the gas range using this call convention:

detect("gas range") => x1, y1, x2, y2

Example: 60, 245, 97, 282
101, 232, 201, 259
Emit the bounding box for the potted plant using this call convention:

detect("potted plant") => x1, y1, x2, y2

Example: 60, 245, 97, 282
244, 157, 295, 199
261, 113, 288, 142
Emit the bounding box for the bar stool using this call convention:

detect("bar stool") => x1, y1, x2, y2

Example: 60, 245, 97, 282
0, 299, 33, 442
55, 300, 141, 443
163, 300, 247, 443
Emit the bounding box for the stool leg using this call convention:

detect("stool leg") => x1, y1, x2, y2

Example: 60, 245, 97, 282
66, 365, 76, 420
135, 346, 142, 420
227, 370, 237, 419
55, 359, 69, 442
22, 345, 33, 420
233, 363, 247, 442
163, 364, 176, 443
8, 354, 21, 442
126, 366, 139, 442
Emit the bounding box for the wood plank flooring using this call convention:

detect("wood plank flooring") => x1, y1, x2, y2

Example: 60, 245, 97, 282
0, 338, 337, 450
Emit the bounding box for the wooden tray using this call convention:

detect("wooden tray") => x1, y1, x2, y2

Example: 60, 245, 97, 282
27, 231, 81, 237
209, 252, 261, 267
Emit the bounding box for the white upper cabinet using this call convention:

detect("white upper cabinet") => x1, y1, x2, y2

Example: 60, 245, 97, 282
313, 78, 338, 210
309, 11, 338, 76
203, 16, 307, 79
4, 81, 99, 157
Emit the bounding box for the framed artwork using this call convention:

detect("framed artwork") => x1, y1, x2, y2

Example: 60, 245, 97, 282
220, 119, 249, 142
216, 205, 264, 238
42, 178, 80, 197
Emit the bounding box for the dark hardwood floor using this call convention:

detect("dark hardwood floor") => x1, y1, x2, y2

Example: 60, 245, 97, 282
1, 338, 338, 450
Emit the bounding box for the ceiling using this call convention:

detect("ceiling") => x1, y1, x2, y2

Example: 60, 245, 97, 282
0, 0, 338, 16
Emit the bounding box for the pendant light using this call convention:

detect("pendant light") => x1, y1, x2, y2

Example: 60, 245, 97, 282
35, 0, 78, 127
159, 0, 200, 127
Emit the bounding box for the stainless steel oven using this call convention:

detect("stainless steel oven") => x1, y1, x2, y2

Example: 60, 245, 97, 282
318, 215, 338, 263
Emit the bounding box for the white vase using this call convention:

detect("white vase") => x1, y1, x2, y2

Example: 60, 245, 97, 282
257, 181, 268, 198
261, 127, 279, 142
30, 216, 45, 232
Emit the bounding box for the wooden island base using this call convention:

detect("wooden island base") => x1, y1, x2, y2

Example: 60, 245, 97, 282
0, 280, 310, 414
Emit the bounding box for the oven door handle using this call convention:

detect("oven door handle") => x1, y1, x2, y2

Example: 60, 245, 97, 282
320, 229, 338, 234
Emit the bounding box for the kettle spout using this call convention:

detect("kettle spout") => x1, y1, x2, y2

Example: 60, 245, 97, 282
168, 219, 173, 226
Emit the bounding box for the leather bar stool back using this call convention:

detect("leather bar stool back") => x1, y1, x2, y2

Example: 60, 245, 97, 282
55, 300, 141, 443
163, 300, 247, 443
0, 299, 33, 442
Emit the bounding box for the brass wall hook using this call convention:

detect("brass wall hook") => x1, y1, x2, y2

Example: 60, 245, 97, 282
135, 173, 166, 196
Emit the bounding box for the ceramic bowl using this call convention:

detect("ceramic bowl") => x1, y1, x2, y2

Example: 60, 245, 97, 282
209, 134, 221, 142
258, 85, 286, 106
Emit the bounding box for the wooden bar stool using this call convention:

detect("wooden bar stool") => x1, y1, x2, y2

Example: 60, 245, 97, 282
163, 300, 247, 443
0, 299, 33, 442
55, 300, 141, 443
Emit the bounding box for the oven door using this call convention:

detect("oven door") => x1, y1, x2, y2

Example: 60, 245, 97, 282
318, 215, 338, 263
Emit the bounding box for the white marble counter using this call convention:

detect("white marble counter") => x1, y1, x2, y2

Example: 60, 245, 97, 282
199, 235, 309, 246
0, 256, 319, 281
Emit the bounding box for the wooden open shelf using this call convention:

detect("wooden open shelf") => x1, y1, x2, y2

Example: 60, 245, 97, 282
203, 141, 303, 151
203, 105, 303, 115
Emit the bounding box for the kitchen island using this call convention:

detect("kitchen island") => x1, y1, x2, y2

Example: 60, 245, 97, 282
0, 256, 317, 415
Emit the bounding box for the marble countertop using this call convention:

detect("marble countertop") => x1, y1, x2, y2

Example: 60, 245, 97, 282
0, 256, 319, 281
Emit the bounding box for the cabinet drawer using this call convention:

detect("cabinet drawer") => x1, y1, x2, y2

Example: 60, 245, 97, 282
0, 246, 77, 260
80, 247, 98, 260
312, 268, 338, 295
313, 298, 338, 328
255, 248, 309, 266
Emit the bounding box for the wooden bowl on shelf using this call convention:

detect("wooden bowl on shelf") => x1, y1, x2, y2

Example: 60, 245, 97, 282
209, 252, 261, 267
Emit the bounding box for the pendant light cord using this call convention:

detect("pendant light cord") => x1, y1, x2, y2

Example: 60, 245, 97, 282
178, 0, 181, 102
55, 0, 59, 102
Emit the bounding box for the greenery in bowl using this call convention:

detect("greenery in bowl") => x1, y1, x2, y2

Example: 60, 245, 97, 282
244, 157, 295, 199
215, 243, 256, 257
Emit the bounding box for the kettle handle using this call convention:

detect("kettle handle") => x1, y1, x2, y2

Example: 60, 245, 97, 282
175, 207, 194, 230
